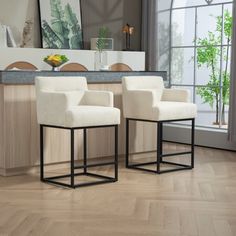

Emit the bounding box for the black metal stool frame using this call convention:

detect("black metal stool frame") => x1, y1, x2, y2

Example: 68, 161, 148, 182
40, 124, 118, 189
125, 118, 195, 174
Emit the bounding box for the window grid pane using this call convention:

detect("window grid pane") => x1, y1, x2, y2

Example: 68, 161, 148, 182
170, 2, 233, 129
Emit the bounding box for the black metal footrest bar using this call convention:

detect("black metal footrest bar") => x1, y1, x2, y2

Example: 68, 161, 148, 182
127, 165, 192, 174
128, 161, 157, 167
42, 179, 72, 188
43, 172, 116, 189
161, 161, 191, 168
46, 173, 84, 180
161, 151, 192, 158
74, 161, 115, 169
127, 165, 157, 174
73, 179, 116, 188
129, 160, 191, 169
159, 166, 192, 174
85, 172, 115, 180
44, 177, 116, 189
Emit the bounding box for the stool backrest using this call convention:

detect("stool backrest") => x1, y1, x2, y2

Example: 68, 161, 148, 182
122, 76, 164, 102
35, 76, 88, 92
122, 76, 164, 90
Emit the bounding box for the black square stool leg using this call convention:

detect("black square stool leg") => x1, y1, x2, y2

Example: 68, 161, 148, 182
40, 124, 119, 189
125, 118, 195, 174
40, 124, 44, 181
125, 118, 129, 168
70, 128, 75, 188
83, 128, 87, 174
191, 118, 195, 168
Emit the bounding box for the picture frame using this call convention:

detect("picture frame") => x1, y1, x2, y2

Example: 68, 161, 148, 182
38, 0, 83, 49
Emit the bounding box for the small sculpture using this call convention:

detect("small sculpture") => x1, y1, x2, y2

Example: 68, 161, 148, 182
20, 20, 33, 48
122, 23, 134, 51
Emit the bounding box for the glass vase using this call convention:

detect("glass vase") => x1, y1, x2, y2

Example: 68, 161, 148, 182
94, 50, 108, 71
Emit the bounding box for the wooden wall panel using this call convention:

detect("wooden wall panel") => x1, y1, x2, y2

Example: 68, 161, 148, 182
0, 86, 5, 168
4, 85, 32, 168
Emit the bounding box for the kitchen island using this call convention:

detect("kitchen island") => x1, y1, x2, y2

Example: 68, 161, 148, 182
0, 71, 167, 176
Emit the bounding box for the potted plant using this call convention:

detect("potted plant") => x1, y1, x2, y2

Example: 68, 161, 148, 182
95, 27, 109, 70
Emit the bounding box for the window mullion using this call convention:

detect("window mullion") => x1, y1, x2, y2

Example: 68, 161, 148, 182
219, 4, 225, 128
193, 7, 198, 103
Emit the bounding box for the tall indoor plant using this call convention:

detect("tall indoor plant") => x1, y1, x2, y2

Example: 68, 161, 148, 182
196, 10, 232, 125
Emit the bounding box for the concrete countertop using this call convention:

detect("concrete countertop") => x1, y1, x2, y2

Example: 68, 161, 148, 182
0, 71, 167, 85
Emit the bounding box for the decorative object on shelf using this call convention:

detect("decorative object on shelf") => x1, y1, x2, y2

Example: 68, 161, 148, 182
122, 23, 134, 51
0, 23, 16, 47
20, 20, 33, 48
43, 54, 69, 71
205, 0, 213, 5
38, 0, 83, 49
6, 26, 17, 47
94, 27, 109, 71
96, 27, 109, 51
0, 23, 7, 47
90, 38, 113, 50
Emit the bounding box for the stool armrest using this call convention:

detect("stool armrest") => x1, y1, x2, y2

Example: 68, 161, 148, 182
125, 89, 158, 105
123, 89, 157, 119
37, 91, 83, 125
39, 90, 83, 108
82, 90, 113, 107
162, 88, 191, 102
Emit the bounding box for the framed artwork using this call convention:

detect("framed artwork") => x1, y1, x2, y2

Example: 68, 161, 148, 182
38, 0, 83, 49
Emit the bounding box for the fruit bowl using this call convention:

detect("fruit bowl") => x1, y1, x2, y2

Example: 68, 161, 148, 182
44, 54, 69, 71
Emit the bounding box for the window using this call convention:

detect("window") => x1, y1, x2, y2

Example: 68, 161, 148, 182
168, 0, 233, 129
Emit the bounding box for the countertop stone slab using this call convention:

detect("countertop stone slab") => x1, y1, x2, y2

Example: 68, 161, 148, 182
0, 71, 167, 85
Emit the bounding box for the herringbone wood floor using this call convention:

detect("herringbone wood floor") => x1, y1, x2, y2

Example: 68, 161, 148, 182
0, 144, 236, 236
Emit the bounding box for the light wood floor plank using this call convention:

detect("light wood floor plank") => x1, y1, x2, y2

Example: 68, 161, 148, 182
0, 145, 235, 235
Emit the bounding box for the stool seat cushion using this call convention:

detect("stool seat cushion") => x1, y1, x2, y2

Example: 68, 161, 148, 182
65, 106, 120, 127
153, 102, 197, 121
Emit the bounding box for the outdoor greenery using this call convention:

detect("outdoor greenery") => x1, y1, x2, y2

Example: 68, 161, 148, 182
196, 10, 232, 125
42, 0, 83, 49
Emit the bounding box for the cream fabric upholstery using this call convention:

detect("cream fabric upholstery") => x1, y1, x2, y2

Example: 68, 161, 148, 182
65, 106, 120, 127
35, 76, 120, 127
122, 76, 197, 121
162, 88, 191, 102
81, 90, 113, 107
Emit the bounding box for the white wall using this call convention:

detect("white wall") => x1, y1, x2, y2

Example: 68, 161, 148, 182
164, 125, 236, 151
0, 48, 145, 71
81, 0, 142, 50
0, 0, 40, 47
0, 0, 142, 50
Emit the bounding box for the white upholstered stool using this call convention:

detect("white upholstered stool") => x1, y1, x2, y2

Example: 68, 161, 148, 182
122, 76, 197, 174
35, 76, 120, 188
